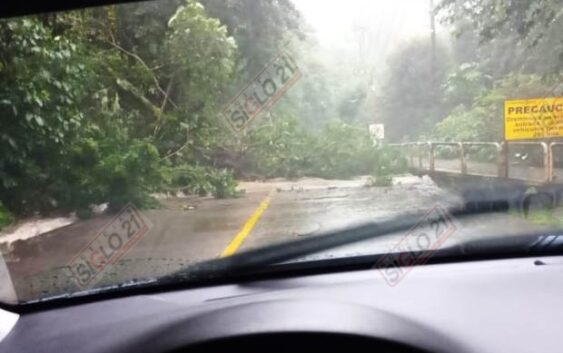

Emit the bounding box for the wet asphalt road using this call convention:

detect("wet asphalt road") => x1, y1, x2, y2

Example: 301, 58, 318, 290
0, 176, 551, 302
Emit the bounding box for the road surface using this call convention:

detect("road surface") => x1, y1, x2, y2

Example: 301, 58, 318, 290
0, 175, 553, 302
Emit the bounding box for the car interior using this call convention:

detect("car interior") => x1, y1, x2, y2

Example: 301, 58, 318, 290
1, 1, 562, 353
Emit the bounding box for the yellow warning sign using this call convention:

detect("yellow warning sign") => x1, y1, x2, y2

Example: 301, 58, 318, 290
504, 97, 563, 140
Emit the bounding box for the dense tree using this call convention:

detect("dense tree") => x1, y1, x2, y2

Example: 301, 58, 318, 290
379, 39, 451, 141
0, 0, 241, 215
434, 73, 556, 142
5, 0, 559, 219
429, 0, 563, 144
438, 0, 563, 76
0, 0, 359, 217
200, 0, 304, 82
442, 62, 491, 109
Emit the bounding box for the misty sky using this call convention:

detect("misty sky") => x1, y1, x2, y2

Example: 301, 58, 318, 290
291, 0, 442, 69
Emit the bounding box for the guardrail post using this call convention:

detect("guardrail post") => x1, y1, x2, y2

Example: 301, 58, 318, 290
541, 142, 551, 183
418, 143, 423, 169
549, 142, 563, 183
497, 142, 508, 178
549, 143, 556, 183
409, 144, 415, 168
549, 143, 554, 183
549, 144, 553, 183
459, 143, 467, 174
429, 142, 435, 172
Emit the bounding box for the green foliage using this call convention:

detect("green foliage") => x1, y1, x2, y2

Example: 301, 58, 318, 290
200, 0, 303, 80
241, 116, 315, 178
439, 0, 562, 50
0, 202, 12, 230
0, 17, 93, 214
366, 175, 393, 187
380, 39, 451, 141
438, 0, 563, 75
167, 0, 237, 115
153, 0, 238, 167
163, 165, 239, 198
365, 147, 407, 188
338, 86, 368, 124
370, 147, 408, 177
0, 0, 430, 219
434, 73, 556, 142
311, 121, 379, 179
428, 0, 563, 145
433, 106, 490, 141
61, 129, 163, 212
0, 2, 246, 216
209, 169, 239, 198
164, 165, 212, 196
241, 116, 407, 179
442, 62, 491, 109
0, 17, 87, 171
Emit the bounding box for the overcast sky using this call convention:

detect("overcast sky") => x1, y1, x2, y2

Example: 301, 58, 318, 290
291, 0, 441, 68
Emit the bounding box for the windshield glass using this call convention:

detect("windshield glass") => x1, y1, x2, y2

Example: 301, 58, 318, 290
0, 0, 562, 304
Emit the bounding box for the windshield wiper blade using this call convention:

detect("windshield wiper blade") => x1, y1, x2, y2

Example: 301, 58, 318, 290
13, 189, 563, 310
167, 196, 528, 281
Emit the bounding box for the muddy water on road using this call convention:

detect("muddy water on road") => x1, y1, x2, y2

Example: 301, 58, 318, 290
238, 175, 548, 261
0, 175, 552, 303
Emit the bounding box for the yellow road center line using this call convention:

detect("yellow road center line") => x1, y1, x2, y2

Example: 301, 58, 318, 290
220, 194, 272, 257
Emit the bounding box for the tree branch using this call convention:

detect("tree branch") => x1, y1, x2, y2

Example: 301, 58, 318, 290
153, 77, 174, 137
160, 127, 191, 161
105, 30, 178, 109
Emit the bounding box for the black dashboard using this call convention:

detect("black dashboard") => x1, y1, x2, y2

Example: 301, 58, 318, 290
1, 255, 562, 353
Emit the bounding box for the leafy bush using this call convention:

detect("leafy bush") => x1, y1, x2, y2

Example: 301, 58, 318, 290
434, 73, 556, 142
0, 203, 12, 230
310, 121, 379, 179
61, 130, 164, 213
370, 146, 408, 177
442, 62, 491, 109
0, 11, 240, 217
163, 165, 239, 198
239, 116, 315, 178
366, 175, 393, 187
434, 106, 490, 142
241, 116, 407, 180
365, 146, 407, 188
0, 17, 93, 215
209, 169, 239, 198
1, 117, 164, 216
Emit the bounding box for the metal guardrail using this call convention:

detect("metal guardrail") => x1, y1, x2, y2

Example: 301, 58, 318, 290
390, 141, 559, 184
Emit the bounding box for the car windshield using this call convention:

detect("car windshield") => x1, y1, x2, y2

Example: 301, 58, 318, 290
0, 0, 562, 304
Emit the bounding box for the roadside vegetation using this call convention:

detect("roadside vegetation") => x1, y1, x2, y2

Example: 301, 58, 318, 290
379, 0, 562, 143
0, 0, 404, 222
0, 203, 11, 230
1, 0, 559, 223
240, 117, 405, 179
